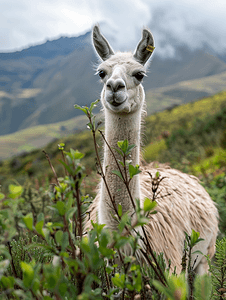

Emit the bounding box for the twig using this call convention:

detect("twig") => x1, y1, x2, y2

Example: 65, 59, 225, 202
99, 129, 167, 285
140, 248, 166, 287
75, 173, 83, 242
63, 215, 76, 260
7, 241, 18, 278
104, 263, 111, 291
99, 130, 126, 182
141, 226, 167, 285
42, 150, 60, 186
87, 113, 118, 220
99, 130, 135, 210
60, 149, 69, 176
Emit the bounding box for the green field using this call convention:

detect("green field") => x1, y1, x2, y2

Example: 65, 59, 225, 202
0, 114, 101, 161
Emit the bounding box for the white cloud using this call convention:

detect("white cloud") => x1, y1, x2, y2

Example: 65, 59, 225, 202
146, 0, 226, 55
94, 0, 151, 51
0, 0, 226, 56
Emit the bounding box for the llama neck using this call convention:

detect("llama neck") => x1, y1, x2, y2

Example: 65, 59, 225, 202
99, 108, 142, 229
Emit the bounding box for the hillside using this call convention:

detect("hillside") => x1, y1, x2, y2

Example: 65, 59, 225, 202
1, 68, 226, 161
144, 91, 226, 164
0, 114, 98, 160
1, 31, 226, 136
1, 91, 226, 195
145, 70, 226, 114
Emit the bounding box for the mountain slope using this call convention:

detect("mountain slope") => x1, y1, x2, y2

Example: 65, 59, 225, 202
0, 68, 226, 161
1, 91, 226, 194
145, 70, 226, 114
0, 32, 226, 136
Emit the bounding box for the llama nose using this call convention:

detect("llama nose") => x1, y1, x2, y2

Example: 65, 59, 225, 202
106, 78, 126, 93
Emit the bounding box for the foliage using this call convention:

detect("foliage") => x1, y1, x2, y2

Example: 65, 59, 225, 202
144, 139, 167, 162
143, 92, 226, 176
0, 100, 225, 299
207, 238, 226, 300
145, 91, 226, 148
191, 148, 226, 176
201, 174, 226, 236
145, 101, 226, 168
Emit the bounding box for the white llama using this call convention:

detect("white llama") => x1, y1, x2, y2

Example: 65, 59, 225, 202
85, 25, 218, 274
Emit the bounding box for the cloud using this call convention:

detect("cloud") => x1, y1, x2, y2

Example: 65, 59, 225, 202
91, 0, 151, 51
0, 0, 94, 51
0, 0, 226, 57
146, 0, 226, 56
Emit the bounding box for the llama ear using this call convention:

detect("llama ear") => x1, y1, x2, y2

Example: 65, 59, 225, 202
92, 25, 114, 61
134, 29, 155, 65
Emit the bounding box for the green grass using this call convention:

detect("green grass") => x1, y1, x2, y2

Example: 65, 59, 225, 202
145, 90, 226, 146
145, 70, 226, 114
144, 91, 226, 169
0, 114, 100, 160
191, 148, 226, 175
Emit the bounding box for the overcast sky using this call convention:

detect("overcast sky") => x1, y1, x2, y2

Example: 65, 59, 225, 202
1, 0, 226, 56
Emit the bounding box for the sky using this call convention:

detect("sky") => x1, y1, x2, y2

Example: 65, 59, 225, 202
1, 0, 226, 57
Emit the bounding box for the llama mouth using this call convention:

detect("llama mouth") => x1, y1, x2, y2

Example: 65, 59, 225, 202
111, 100, 123, 107
107, 95, 127, 108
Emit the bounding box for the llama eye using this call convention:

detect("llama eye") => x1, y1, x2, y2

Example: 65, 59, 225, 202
98, 70, 106, 79
133, 72, 145, 81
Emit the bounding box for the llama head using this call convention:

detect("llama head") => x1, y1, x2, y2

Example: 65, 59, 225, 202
93, 25, 154, 114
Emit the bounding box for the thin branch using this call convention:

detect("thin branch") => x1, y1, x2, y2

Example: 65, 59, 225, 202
99, 130, 125, 181
99, 130, 135, 210
60, 149, 69, 176
87, 113, 118, 220
75, 173, 83, 242
103, 263, 111, 291
99, 128, 167, 285
63, 215, 76, 260
141, 226, 167, 285
7, 242, 18, 278
42, 150, 60, 186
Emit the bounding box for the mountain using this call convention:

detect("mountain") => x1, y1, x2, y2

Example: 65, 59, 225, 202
0, 31, 91, 61
145, 70, 226, 114
0, 31, 226, 136
1, 70, 226, 161
1, 90, 226, 194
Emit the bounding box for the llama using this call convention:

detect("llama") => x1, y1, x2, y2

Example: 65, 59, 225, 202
85, 25, 218, 274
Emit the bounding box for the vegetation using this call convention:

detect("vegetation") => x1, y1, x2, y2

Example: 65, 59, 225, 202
144, 90, 226, 163
1, 153, 224, 299
1, 91, 226, 191
0, 97, 226, 299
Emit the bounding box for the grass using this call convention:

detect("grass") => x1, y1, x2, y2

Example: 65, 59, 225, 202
145, 70, 226, 114
0, 114, 101, 160
144, 90, 226, 160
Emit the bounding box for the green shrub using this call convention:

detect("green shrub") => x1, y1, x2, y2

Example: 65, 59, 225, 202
0, 100, 225, 299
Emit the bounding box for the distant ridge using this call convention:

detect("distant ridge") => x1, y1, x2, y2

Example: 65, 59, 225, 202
0, 30, 226, 136
0, 31, 91, 60
0, 72, 226, 161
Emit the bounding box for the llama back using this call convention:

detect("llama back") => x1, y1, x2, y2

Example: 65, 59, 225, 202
140, 163, 218, 272
84, 163, 218, 272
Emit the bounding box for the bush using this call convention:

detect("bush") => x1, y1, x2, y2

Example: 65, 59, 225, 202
0, 100, 225, 299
